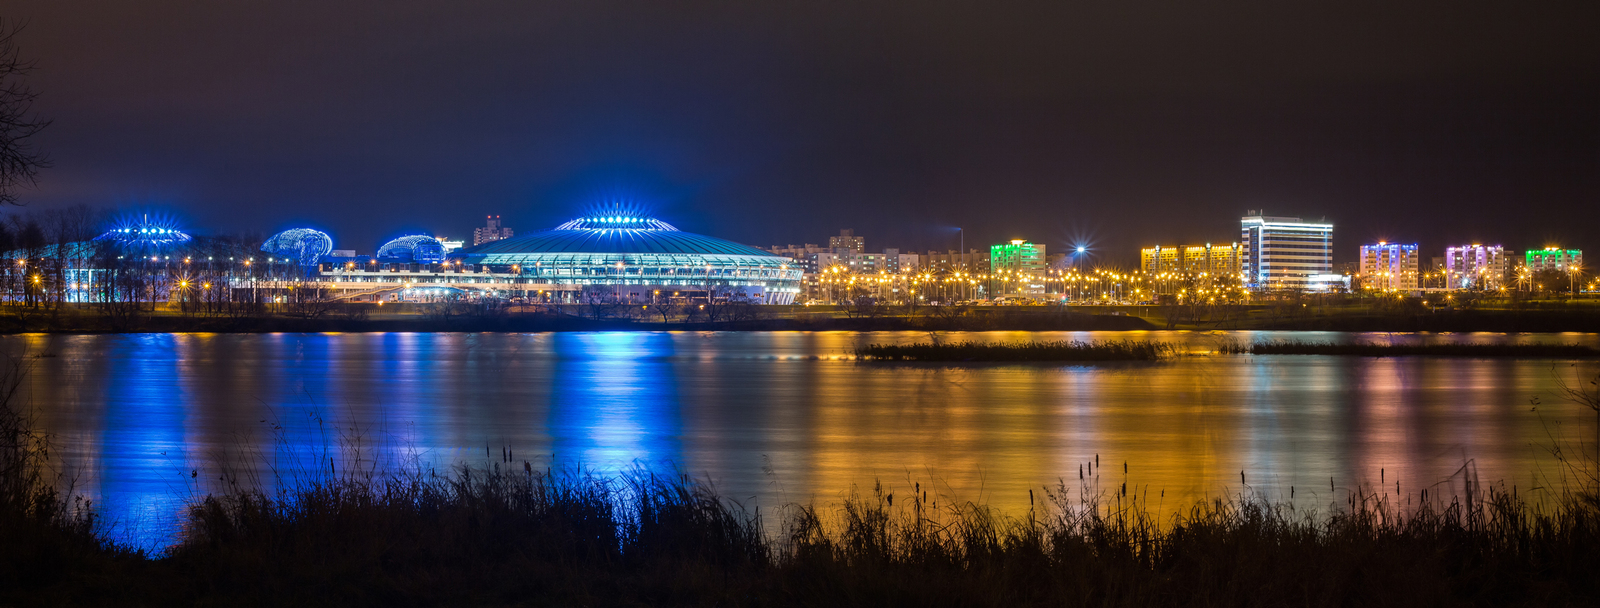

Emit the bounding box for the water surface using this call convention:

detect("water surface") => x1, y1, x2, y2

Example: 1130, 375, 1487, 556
7, 330, 1597, 548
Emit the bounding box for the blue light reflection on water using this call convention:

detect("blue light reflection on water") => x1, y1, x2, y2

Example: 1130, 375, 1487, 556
5, 330, 1599, 550
547, 332, 683, 471
97, 334, 192, 544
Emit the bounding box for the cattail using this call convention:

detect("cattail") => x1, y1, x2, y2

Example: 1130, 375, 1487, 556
1029, 489, 1034, 506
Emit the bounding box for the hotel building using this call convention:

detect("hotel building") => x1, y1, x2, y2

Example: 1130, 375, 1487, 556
1140, 243, 1244, 295
1358, 242, 1419, 291
1240, 213, 1334, 292
1444, 244, 1510, 290
990, 240, 1047, 296
1525, 247, 1582, 273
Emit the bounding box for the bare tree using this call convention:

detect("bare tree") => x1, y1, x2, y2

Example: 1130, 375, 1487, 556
0, 19, 50, 206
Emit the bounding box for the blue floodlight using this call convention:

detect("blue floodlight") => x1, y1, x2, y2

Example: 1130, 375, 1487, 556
95, 214, 192, 251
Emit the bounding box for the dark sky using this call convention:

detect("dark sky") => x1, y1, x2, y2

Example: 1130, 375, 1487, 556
7, 1, 1599, 264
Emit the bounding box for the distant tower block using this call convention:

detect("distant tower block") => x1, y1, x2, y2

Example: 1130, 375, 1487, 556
829, 229, 864, 254
474, 215, 515, 246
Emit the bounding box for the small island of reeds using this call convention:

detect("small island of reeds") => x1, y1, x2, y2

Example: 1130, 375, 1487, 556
1225, 340, 1600, 357
855, 339, 1176, 361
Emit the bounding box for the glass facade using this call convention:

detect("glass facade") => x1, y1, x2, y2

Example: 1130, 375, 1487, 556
315, 216, 803, 304
1240, 214, 1333, 292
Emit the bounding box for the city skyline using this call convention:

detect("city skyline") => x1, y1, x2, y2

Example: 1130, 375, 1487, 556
4, 1, 1597, 260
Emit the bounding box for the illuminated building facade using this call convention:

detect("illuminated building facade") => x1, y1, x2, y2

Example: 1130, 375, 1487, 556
1444, 244, 1509, 290
261, 228, 334, 269
1140, 243, 1244, 296
377, 235, 448, 263
314, 216, 801, 304
1140, 244, 1242, 275
828, 229, 864, 254
1525, 247, 1582, 273
1240, 213, 1333, 292
990, 240, 1046, 296
921, 249, 988, 273
1358, 242, 1419, 291
473, 215, 514, 246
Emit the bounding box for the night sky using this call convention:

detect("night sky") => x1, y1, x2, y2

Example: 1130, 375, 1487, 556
7, 1, 1598, 264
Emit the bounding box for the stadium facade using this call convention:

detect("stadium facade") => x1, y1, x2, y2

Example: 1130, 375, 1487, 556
314, 215, 803, 304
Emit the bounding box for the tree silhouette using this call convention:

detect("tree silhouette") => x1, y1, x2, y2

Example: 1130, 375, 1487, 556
0, 18, 50, 206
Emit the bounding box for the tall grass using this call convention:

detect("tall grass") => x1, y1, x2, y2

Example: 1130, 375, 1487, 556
3, 438, 1599, 605
1223, 340, 1600, 357
856, 340, 1177, 361
150, 462, 1600, 606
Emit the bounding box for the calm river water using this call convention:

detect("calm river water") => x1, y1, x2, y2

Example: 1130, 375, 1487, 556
6, 330, 1599, 549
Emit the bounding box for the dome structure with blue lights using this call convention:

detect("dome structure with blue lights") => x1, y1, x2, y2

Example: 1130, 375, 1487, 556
450, 214, 801, 303
377, 235, 447, 264
261, 228, 334, 267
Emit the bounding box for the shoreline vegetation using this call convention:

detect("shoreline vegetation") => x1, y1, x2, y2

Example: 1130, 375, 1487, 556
857, 340, 1176, 361
1224, 340, 1600, 358
4, 300, 1600, 334
5, 386, 1600, 604
5, 452, 1600, 606
855, 340, 1600, 362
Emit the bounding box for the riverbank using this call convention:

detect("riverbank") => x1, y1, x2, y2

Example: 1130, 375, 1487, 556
0, 306, 1157, 333
1228, 340, 1600, 357
857, 340, 1177, 361
6, 301, 1600, 333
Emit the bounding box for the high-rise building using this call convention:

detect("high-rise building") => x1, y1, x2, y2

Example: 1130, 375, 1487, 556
1140, 243, 1242, 276
1240, 213, 1333, 291
1141, 243, 1244, 296
473, 215, 514, 246
1359, 242, 1419, 291
1140, 246, 1181, 274
922, 249, 989, 273
1444, 244, 1509, 290
990, 240, 1047, 295
1526, 247, 1582, 273
829, 229, 864, 253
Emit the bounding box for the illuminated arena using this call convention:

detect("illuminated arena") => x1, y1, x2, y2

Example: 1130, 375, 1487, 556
377, 235, 447, 264
315, 215, 802, 304
262, 228, 333, 268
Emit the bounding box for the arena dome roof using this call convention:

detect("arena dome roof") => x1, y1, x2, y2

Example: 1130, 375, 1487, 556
454, 215, 781, 259
378, 235, 447, 263
262, 228, 334, 267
